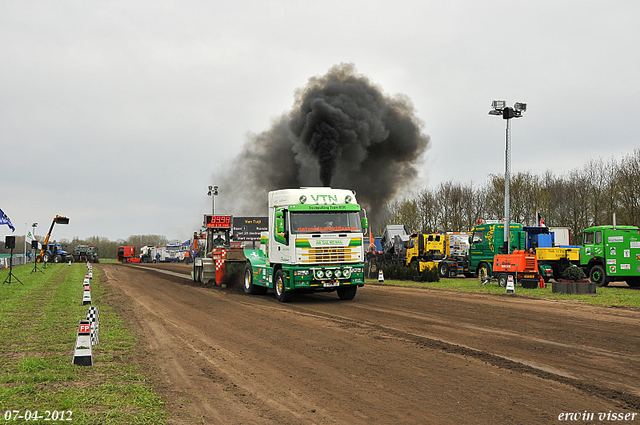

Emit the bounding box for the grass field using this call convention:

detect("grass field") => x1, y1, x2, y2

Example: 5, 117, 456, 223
0, 263, 168, 424
369, 276, 640, 308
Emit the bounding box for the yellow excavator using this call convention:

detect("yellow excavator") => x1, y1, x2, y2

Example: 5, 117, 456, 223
37, 215, 70, 262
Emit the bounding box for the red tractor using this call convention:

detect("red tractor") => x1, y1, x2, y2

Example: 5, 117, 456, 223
492, 249, 544, 289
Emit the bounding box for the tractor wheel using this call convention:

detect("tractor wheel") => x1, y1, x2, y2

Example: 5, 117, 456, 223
497, 273, 508, 288
274, 270, 292, 302
54, 254, 62, 263
337, 286, 357, 300
438, 262, 450, 278
590, 265, 609, 287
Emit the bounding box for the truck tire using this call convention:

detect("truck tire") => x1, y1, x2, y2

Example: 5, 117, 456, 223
497, 273, 508, 287
54, 254, 62, 263
477, 263, 490, 280
274, 270, 292, 302
337, 286, 357, 300
244, 262, 267, 295
438, 262, 449, 278
590, 265, 609, 287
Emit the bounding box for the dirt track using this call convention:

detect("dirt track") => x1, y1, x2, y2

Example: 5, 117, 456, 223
99, 262, 640, 424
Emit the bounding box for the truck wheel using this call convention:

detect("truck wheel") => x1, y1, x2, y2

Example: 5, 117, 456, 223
244, 262, 267, 295
477, 263, 490, 280
54, 255, 62, 263
590, 265, 609, 287
438, 262, 449, 278
497, 273, 508, 287
274, 270, 292, 302
337, 286, 357, 300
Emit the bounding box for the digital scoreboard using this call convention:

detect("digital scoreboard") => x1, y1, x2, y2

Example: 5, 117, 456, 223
204, 214, 233, 228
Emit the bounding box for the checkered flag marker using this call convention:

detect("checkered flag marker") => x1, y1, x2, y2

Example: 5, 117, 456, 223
87, 306, 99, 345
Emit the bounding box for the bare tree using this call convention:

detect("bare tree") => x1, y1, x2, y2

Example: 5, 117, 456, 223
616, 149, 640, 226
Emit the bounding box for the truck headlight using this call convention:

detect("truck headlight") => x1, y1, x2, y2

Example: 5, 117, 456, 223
325, 269, 333, 278
350, 267, 363, 274
315, 270, 324, 279
294, 269, 310, 276
334, 269, 342, 278
342, 268, 351, 278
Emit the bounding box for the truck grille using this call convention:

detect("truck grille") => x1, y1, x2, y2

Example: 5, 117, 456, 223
300, 247, 358, 264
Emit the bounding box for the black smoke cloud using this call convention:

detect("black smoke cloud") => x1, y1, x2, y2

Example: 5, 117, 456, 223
217, 63, 430, 227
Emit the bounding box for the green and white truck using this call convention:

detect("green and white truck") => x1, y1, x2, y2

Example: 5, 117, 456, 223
580, 225, 640, 287
243, 188, 368, 302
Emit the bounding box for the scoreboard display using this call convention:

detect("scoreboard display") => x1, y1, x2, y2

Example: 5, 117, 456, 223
204, 214, 232, 228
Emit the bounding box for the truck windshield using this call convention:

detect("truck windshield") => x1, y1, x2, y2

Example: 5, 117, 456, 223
290, 211, 362, 234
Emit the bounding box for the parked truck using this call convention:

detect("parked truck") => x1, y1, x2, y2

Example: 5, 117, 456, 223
377, 224, 411, 265
117, 246, 140, 263
242, 188, 368, 302
406, 233, 446, 266
467, 220, 528, 278
580, 224, 640, 288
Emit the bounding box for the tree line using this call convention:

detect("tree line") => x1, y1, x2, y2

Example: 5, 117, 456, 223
380, 149, 640, 245
0, 234, 171, 259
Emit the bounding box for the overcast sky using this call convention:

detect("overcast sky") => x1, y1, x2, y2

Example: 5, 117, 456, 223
2, 1, 639, 243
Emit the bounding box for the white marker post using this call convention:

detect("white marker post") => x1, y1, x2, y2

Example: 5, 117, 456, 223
378, 269, 384, 282
72, 320, 93, 366
82, 288, 91, 305
506, 275, 515, 294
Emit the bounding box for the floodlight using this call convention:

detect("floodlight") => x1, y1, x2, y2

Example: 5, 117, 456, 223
514, 102, 527, 112
492, 100, 506, 110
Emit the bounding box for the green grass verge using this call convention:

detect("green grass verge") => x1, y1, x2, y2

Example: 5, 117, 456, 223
0, 263, 168, 424
368, 277, 640, 308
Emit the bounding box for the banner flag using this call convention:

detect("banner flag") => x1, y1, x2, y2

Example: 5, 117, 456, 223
26, 230, 35, 244
0, 208, 15, 232
536, 210, 546, 227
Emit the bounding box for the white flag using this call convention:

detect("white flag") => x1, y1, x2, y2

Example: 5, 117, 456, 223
26, 230, 35, 244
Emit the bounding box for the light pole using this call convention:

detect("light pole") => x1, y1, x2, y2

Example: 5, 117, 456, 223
489, 101, 526, 255
207, 185, 219, 215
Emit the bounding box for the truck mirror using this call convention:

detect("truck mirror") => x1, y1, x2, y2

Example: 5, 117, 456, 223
362, 217, 368, 229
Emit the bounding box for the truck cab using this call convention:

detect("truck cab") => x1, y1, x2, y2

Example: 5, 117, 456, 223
580, 225, 640, 288
468, 221, 526, 277
406, 233, 446, 266
243, 188, 367, 302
